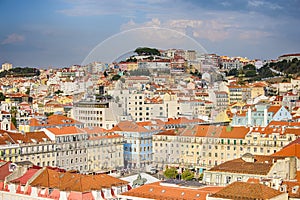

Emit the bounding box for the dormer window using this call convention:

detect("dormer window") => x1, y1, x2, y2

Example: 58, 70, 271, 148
292, 186, 299, 194
280, 185, 286, 192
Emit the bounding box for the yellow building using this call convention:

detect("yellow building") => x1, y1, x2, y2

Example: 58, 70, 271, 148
0, 131, 56, 167
153, 122, 300, 173
250, 82, 267, 99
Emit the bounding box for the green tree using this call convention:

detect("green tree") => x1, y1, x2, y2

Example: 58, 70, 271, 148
0, 92, 6, 101
25, 88, 30, 95
243, 64, 256, 71
245, 70, 257, 77
45, 112, 54, 117
11, 117, 17, 128
181, 169, 194, 181
54, 90, 63, 95
134, 47, 161, 56
111, 74, 121, 81
163, 167, 178, 179
10, 106, 17, 118
228, 68, 238, 76
199, 173, 204, 181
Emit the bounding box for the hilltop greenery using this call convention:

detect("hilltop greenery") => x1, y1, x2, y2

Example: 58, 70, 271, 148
227, 64, 278, 81
267, 58, 300, 76
134, 47, 161, 56
0, 67, 40, 77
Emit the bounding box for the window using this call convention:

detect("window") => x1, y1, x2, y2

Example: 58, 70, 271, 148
226, 176, 231, 184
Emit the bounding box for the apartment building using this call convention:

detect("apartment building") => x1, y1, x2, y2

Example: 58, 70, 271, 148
153, 125, 251, 172
72, 99, 123, 129
228, 85, 251, 104
0, 131, 56, 167
178, 100, 213, 119
204, 154, 296, 186
83, 127, 124, 172
112, 121, 159, 169
231, 104, 292, 127
43, 126, 89, 173
250, 82, 267, 99
152, 123, 300, 173
215, 91, 229, 111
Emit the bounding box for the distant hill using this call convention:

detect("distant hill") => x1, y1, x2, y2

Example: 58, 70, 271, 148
0, 67, 40, 78
267, 58, 300, 76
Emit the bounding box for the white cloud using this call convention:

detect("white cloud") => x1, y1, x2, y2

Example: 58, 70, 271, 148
1, 33, 25, 45
248, 0, 282, 10
121, 18, 234, 42
239, 30, 271, 40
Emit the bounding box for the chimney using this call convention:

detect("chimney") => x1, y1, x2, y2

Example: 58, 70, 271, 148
263, 108, 268, 127
247, 107, 252, 126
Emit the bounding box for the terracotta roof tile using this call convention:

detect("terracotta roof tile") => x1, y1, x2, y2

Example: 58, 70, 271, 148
30, 168, 128, 192
273, 143, 300, 159
268, 105, 282, 113
28, 115, 82, 127
121, 182, 223, 200
10, 168, 40, 185
280, 180, 300, 198
208, 156, 277, 175
45, 126, 85, 135
0, 162, 12, 181
209, 182, 284, 199
111, 121, 149, 132
7, 131, 51, 143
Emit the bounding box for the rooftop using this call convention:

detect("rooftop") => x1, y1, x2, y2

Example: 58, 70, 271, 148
209, 181, 284, 199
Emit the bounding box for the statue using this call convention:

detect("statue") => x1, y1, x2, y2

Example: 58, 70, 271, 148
132, 173, 147, 188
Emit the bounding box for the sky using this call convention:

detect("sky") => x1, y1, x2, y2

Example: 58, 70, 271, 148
0, 0, 299, 67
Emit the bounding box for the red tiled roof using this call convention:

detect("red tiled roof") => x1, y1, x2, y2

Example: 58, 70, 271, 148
208, 156, 277, 175
268, 105, 282, 113
30, 168, 128, 192
120, 182, 223, 200
46, 126, 85, 136
10, 168, 40, 185
156, 129, 177, 136
209, 182, 284, 199
155, 125, 250, 139
0, 162, 12, 181
28, 115, 82, 127
268, 121, 300, 127
111, 121, 149, 132
273, 143, 300, 159
281, 180, 300, 198
6, 131, 51, 143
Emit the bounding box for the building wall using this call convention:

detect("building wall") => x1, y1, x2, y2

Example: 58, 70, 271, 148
73, 101, 122, 129
117, 130, 157, 169
87, 136, 124, 172
204, 157, 295, 186
55, 134, 89, 173
153, 127, 296, 173
19, 142, 56, 167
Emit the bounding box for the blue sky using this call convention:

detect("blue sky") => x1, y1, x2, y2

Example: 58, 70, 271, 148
0, 0, 299, 67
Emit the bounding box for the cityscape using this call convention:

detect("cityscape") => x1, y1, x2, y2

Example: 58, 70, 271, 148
1, 1, 300, 200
